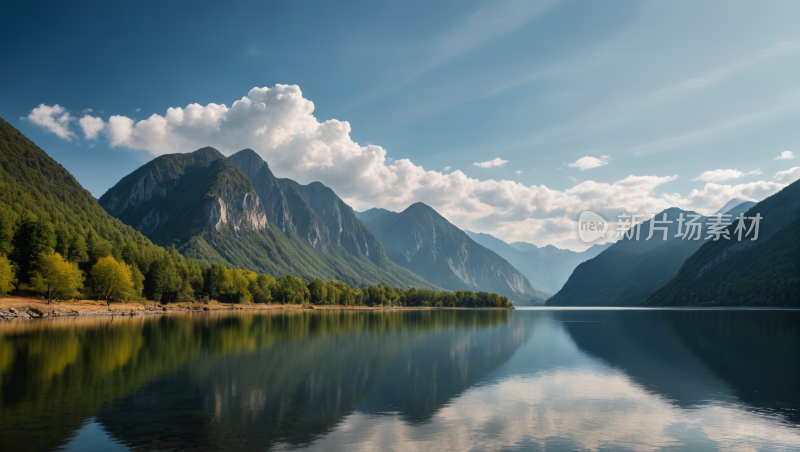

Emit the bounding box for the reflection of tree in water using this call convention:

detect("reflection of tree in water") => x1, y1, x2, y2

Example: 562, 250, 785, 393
559, 310, 800, 423
0, 310, 518, 451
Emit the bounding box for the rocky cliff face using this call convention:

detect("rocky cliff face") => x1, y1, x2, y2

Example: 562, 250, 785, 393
280, 179, 382, 264
99, 148, 267, 245
228, 149, 293, 234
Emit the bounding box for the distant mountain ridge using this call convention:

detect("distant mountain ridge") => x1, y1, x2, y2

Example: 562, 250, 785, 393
100, 147, 439, 290
362, 203, 546, 304
643, 184, 800, 306
547, 207, 713, 306
465, 231, 611, 295
355, 208, 393, 223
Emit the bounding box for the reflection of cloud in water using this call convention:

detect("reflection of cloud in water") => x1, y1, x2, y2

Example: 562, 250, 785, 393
276, 369, 800, 452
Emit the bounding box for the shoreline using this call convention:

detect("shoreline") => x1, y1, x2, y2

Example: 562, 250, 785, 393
0, 296, 513, 320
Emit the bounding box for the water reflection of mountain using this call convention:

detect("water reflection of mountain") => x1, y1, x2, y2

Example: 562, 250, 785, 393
0, 310, 524, 451
559, 310, 800, 423
96, 311, 527, 450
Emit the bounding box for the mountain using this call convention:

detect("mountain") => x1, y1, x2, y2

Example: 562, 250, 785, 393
100, 148, 439, 289
99, 147, 268, 246
277, 178, 384, 265
716, 198, 750, 214
643, 181, 800, 306
0, 116, 159, 254
355, 208, 393, 223
363, 202, 545, 304
0, 116, 192, 299
227, 149, 293, 233
547, 207, 712, 306
466, 231, 611, 295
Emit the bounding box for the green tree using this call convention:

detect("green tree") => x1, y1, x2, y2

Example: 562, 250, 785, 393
0, 256, 16, 295
0, 204, 18, 256
87, 230, 112, 263
68, 234, 89, 263
90, 256, 136, 304
30, 252, 84, 302
54, 223, 71, 256
308, 278, 327, 304
208, 264, 231, 301
146, 255, 182, 302
277, 275, 310, 304
324, 280, 341, 305
131, 264, 145, 298
12, 216, 56, 281
249, 273, 274, 303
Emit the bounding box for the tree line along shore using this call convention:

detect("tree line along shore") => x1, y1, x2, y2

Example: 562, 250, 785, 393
0, 210, 513, 310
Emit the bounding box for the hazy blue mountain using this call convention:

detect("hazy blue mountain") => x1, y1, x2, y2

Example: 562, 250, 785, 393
643, 182, 800, 306
466, 232, 611, 295
364, 202, 546, 304
101, 147, 439, 289
547, 207, 712, 306
355, 208, 393, 223
715, 198, 750, 214
723, 200, 757, 218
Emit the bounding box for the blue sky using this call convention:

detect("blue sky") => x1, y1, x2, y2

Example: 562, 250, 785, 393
2, 0, 800, 249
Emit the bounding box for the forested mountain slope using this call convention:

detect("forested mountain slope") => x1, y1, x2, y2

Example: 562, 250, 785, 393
643, 181, 800, 306
547, 207, 711, 306
0, 117, 203, 301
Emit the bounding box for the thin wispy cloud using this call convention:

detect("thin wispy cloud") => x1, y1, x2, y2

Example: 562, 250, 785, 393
346, 0, 563, 110
474, 158, 508, 168
567, 155, 609, 171
693, 168, 761, 183
630, 96, 800, 156
646, 42, 800, 102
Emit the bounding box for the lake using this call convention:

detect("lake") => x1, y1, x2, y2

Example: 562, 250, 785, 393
0, 308, 798, 451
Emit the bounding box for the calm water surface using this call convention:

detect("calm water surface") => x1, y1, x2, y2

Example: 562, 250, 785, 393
0, 308, 798, 451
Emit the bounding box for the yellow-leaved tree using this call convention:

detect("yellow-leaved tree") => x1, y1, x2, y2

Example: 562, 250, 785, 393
0, 256, 16, 295
90, 256, 136, 305
30, 252, 84, 302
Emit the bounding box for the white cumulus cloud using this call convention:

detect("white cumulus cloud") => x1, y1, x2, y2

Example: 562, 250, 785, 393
26, 104, 75, 140
774, 167, 800, 183
79, 115, 105, 140
775, 151, 795, 160
443, 166, 451, 171
567, 155, 609, 171
692, 168, 761, 183
27, 86, 792, 249
473, 158, 508, 168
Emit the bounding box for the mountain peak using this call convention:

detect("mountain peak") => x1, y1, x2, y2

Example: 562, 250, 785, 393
405, 202, 439, 217
715, 197, 750, 215
191, 146, 226, 162
355, 208, 392, 223
229, 149, 266, 172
